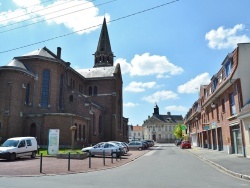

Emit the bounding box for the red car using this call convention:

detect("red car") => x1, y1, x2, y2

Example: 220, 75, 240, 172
180, 141, 191, 149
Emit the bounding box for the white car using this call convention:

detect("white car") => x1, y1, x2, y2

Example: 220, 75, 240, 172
109, 141, 129, 154
0, 137, 37, 161
82, 142, 124, 158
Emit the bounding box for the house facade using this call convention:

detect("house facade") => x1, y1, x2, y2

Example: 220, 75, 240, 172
142, 105, 183, 143
184, 43, 250, 157
128, 125, 144, 141
0, 18, 128, 147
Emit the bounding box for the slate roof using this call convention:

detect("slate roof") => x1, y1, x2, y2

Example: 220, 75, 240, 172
77, 66, 116, 78
22, 48, 55, 59
153, 114, 183, 123
6, 59, 27, 70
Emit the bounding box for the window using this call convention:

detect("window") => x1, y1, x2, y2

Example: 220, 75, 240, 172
216, 104, 219, 121
221, 99, 225, 113
165, 126, 168, 131
26, 140, 32, 146
229, 92, 236, 115
213, 78, 218, 90
69, 95, 73, 102
158, 126, 161, 131
59, 74, 63, 110
89, 86, 92, 96
79, 84, 83, 93
25, 83, 30, 105
72, 80, 75, 90
138, 132, 140, 136
94, 86, 97, 96
225, 60, 232, 77
219, 73, 222, 83
41, 69, 50, 107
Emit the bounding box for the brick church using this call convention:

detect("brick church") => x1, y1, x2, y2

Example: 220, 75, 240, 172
0, 18, 129, 147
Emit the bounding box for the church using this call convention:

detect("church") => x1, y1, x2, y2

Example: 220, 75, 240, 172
0, 18, 129, 147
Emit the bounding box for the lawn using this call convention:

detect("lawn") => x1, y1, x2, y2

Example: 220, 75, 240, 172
37, 148, 83, 156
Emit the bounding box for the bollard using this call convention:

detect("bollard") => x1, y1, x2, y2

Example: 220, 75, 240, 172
111, 149, 113, 163
103, 150, 105, 166
40, 153, 43, 173
68, 152, 70, 171
89, 151, 91, 168
116, 149, 118, 161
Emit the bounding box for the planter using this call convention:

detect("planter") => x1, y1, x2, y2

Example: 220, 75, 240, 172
56, 153, 88, 160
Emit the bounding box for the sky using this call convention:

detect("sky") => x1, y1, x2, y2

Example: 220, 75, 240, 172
0, 0, 250, 126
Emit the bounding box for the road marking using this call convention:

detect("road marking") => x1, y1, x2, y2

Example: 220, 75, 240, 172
144, 147, 160, 156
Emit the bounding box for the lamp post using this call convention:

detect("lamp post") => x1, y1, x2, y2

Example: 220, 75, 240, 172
70, 125, 77, 150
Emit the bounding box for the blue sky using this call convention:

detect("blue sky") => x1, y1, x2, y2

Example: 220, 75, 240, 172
0, 0, 250, 126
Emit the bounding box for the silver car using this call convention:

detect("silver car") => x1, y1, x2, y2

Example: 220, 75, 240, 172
82, 142, 124, 158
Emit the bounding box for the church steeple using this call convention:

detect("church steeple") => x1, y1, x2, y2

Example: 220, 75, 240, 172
93, 18, 115, 68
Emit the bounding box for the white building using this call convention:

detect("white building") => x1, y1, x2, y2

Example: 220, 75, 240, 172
142, 105, 183, 143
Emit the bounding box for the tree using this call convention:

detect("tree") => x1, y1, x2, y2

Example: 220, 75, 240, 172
173, 124, 182, 139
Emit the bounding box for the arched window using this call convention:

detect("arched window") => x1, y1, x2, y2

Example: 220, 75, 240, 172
41, 69, 50, 107
89, 86, 92, 96
59, 74, 63, 110
74, 124, 77, 141
30, 123, 36, 137
93, 86, 97, 96
25, 83, 30, 105
69, 95, 73, 102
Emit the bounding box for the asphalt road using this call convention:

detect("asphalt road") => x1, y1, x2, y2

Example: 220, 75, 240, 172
1, 143, 250, 188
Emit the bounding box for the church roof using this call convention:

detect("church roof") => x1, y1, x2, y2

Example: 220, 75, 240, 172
96, 18, 112, 54
77, 66, 116, 78
6, 59, 27, 70
22, 48, 55, 59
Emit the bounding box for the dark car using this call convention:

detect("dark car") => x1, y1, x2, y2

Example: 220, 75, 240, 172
180, 141, 191, 149
175, 139, 182, 146
145, 140, 154, 147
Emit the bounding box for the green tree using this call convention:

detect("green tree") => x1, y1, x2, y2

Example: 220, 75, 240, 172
173, 124, 182, 139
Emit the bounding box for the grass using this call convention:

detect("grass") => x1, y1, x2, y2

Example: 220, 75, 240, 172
37, 148, 82, 156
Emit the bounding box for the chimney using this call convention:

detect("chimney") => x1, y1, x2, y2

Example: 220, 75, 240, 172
167, 112, 171, 115
57, 47, 61, 59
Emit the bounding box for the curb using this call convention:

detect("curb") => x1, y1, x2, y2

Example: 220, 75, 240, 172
186, 149, 250, 181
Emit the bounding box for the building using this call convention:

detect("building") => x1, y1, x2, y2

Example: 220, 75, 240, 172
0, 18, 128, 147
142, 105, 183, 142
184, 43, 250, 157
128, 125, 144, 141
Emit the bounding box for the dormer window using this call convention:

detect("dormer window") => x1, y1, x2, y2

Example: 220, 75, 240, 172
213, 78, 218, 90
225, 60, 232, 77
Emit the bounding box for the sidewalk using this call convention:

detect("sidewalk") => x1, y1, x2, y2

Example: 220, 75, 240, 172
187, 146, 250, 181
0, 149, 149, 177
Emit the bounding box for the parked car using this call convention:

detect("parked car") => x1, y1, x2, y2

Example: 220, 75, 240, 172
175, 139, 182, 146
128, 141, 146, 150
0, 137, 38, 161
145, 140, 155, 147
180, 141, 191, 149
81, 142, 124, 157
140, 140, 149, 149
109, 141, 128, 154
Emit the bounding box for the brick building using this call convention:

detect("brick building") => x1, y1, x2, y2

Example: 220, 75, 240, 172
184, 43, 250, 157
0, 18, 129, 147
142, 105, 183, 143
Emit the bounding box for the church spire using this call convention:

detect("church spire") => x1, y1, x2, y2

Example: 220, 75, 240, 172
93, 17, 115, 68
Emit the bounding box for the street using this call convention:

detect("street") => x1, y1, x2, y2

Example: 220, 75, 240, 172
1, 143, 250, 188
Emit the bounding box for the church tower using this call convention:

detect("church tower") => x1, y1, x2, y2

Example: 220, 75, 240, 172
93, 18, 115, 68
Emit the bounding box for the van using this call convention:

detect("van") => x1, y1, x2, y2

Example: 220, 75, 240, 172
0, 137, 37, 161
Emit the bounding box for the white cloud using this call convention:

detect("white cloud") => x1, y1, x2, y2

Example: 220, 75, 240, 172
115, 58, 132, 74
178, 72, 210, 94
124, 81, 157, 93
205, 24, 250, 49
0, 0, 107, 34
164, 105, 188, 112
13, 0, 40, 8
115, 53, 184, 77
123, 102, 139, 107
142, 90, 178, 103
130, 53, 183, 77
